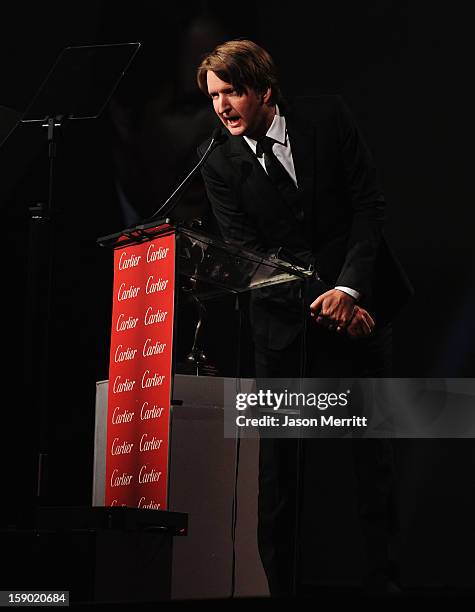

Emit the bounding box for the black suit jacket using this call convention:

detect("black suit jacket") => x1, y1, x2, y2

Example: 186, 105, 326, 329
198, 95, 413, 350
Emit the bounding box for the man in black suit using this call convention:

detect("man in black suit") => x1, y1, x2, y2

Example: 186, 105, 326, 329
196, 39, 412, 596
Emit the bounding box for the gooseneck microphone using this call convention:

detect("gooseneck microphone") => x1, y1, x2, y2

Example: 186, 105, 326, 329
147, 126, 227, 222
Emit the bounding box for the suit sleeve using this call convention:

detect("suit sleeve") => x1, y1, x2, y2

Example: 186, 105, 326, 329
333, 97, 386, 300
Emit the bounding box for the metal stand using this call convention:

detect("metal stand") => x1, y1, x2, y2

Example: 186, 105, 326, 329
8, 43, 141, 524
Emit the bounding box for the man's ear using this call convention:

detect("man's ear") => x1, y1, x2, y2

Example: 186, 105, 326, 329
261, 87, 272, 104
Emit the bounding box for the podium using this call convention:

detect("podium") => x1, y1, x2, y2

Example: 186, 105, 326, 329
97, 219, 314, 511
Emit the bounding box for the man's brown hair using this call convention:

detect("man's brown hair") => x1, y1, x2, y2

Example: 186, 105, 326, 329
197, 39, 283, 107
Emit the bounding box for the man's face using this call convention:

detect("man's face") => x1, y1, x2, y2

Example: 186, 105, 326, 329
206, 71, 274, 139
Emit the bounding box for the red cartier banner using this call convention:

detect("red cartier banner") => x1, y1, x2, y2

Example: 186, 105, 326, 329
105, 233, 175, 510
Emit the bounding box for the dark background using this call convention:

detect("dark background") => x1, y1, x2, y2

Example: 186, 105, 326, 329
1, 0, 474, 591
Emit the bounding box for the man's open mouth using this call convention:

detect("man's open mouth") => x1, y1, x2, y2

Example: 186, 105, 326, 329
225, 116, 241, 126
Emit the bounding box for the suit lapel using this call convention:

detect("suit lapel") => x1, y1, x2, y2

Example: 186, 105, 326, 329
220, 120, 316, 260
226, 135, 287, 218
225, 115, 315, 231
286, 113, 316, 245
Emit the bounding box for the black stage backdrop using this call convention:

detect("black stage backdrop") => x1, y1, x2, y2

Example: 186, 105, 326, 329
1, 0, 474, 593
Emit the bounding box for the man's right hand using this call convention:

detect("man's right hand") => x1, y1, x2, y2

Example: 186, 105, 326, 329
346, 306, 375, 339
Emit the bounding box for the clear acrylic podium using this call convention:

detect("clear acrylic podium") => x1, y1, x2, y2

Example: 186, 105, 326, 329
98, 219, 314, 294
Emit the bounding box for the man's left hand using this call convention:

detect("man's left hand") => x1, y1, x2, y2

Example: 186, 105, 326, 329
346, 305, 375, 338
310, 289, 356, 332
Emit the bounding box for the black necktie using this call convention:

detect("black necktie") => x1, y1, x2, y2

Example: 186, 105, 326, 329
256, 136, 297, 199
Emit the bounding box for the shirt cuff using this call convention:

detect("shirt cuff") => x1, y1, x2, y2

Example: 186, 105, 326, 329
335, 286, 360, 301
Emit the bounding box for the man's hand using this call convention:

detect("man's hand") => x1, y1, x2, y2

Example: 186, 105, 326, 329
310, 289, 356, 333
346, 306, 375, 339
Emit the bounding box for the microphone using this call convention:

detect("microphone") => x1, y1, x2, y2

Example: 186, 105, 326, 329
209, 125, 227, 145
147, 126, 227, 221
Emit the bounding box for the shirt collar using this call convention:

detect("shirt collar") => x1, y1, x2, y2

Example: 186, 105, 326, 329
243, 105, 287, 153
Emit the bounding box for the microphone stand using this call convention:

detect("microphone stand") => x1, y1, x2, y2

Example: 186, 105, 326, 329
140, 126, 226, 376
145, 126, 225, 223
